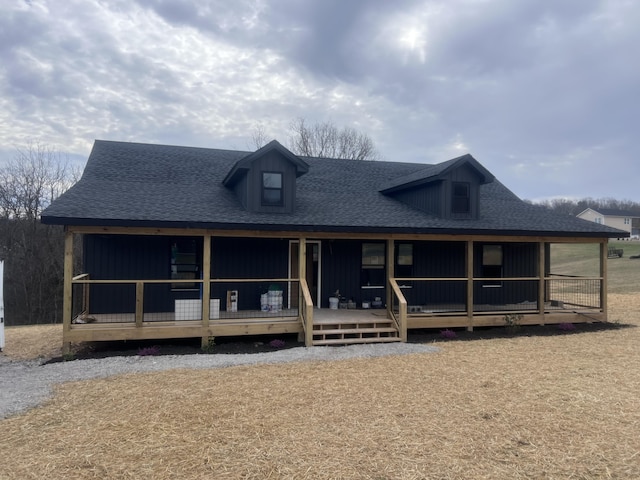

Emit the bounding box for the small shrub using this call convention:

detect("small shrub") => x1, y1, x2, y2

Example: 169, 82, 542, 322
62, 352, 76, 362
557, 322, 576, 332
202, 336, 216, 353
137, 345, 160, 356
269, 339, 286, 349
440, 329, 457, 340
504, 313, 523, 334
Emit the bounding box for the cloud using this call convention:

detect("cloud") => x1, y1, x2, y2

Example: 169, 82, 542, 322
0, 0, 638, 201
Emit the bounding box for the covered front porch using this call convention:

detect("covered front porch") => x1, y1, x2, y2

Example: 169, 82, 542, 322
62, 227, 609, 352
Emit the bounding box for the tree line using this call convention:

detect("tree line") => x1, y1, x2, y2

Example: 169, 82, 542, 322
0, 143, 79, 325
531, 197, 640, 216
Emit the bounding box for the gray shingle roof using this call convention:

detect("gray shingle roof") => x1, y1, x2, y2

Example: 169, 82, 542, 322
379, 153, 494, 193
41, 140, 626, 238
591, 208, 639, 218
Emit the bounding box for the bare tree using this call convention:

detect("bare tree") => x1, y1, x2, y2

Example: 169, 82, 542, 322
249, 122, 270, 150
0, 142, 79, 325
249, 118, 380, 160
287, 118, 379, 160
0, 142, 77, 220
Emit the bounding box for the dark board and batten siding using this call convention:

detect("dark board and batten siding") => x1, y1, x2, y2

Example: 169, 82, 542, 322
244, 151, 297, 214
232, 174, 248, 209
320, 240, 364, 308
392, 183, 442, 217
84, 235, 291, 314
403, 241, 467, 307
445, 163, 481, 220
385, 163, 483, 220
84, 234, 543, 315
83, 234, 193, 314
210, 237, 290, 311
473, 242, 539, 306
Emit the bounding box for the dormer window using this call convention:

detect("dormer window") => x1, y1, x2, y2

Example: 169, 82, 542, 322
262, 172, 283, 206
452, 182, 470, 214
223, 140, 309, 214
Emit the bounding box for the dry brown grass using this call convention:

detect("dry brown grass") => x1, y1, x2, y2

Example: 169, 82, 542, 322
1, 295, 639, 479
2, 324, 63, 360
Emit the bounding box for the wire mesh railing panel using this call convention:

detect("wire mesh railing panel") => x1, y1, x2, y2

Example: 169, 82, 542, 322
546, 278, 602, 310
391, 279, 467, 314
473, 279, 539, 313
72, 283, 137, 324
71, 278, 303, 325
71, 282, 87, 320
210, 280, 300, 320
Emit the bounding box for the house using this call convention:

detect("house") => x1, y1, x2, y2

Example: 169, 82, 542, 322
577, 208, 640, 239
42, 140, 627, 352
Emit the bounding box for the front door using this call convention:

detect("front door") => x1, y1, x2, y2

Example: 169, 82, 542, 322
289, 240, 321, 307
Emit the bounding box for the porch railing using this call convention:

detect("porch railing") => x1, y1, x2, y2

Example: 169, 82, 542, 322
393, 277, 468, 315
299, 278, 314, 346
546, 275, 602, 310
388, 278, 407, 341
70, 275, 303, 324
71, 273, 90, 320
390, 276, 602, 316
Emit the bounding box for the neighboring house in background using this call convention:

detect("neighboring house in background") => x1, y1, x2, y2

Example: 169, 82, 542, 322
577, 208, 640, 239
41, 140, 627, 353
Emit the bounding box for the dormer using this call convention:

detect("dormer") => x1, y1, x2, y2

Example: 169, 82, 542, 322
379, 154, 494, 220
223, 140, 309, 214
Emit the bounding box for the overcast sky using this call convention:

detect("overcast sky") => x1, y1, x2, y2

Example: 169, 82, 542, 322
1, 0, 638, 201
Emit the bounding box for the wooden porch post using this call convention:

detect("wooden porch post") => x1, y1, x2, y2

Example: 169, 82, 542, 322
386, 238, 394, 315
600, 240, 608, 319
466, 240, 474, 331
299, 237, 313, 346
299, 237, 306, 286
135, 282, 144, 326
538, 241, 546, 325
201, 234, 212, 349
62, 229, 73, 355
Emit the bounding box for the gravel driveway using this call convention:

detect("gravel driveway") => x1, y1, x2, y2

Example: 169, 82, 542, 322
0, 343, 437, 419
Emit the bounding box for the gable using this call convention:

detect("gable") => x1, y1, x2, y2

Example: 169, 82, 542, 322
379, 154, 494, 219
222, 140, 308, 214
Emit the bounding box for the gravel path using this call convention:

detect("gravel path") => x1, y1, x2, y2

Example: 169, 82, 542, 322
0, 343, 437, 419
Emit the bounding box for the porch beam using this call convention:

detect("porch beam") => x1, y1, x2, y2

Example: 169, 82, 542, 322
66, 225, 613, 244
62, 229, 74, 355
201, 234, 212, 348
466, 240, 474, 331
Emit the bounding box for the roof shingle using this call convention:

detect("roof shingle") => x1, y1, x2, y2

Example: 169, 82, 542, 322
41, 140, 626, 238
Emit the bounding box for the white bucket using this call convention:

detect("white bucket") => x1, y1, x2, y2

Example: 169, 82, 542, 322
329, 297, 339, 310
267, 290, 283, 312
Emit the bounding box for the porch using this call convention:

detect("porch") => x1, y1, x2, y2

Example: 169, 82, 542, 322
61, 228, 609, 352
66, 274, 604, 348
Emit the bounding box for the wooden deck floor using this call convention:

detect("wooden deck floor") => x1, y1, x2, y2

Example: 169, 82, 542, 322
75, 301, 596, 326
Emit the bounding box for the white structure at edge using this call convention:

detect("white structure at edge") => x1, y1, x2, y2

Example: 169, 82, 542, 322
0, 260, 5, 350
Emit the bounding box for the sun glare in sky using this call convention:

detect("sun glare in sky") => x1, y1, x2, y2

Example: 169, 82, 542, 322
397, 25, 428, 63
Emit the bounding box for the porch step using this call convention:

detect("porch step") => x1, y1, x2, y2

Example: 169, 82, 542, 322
313, 336, 401, 346
312, 318, 401, 346
313, 327, 398, 336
